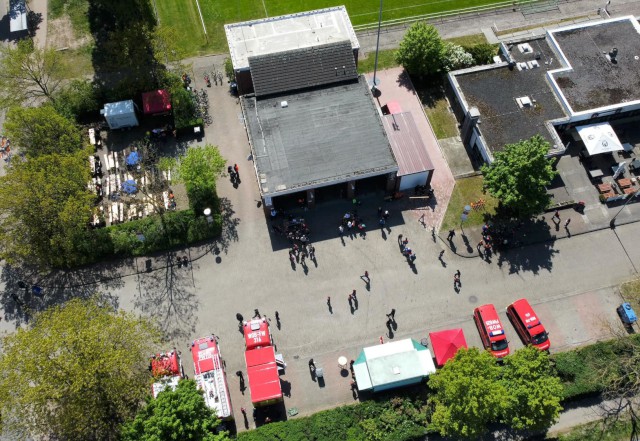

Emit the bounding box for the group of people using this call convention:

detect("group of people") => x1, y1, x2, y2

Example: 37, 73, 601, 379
399, 234, 417, 263
288, 242, 316, 267
339, 211, 366, 235
227, 163, 240, 185
0, 136, 11, 162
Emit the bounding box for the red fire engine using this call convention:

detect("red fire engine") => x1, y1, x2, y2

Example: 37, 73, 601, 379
243, 318, 284, 407
150, 349, 184, 398
191, 335, 234, 420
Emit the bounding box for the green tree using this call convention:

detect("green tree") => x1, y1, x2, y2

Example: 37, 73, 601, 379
395, 22, 446, 76
464, 43, 498, 65
481, 135, 557, 218
0, 148, 95, 267
174, 145, 226, 214
442, 42, 474, 72
0, 39, 67, 107
0, 298, 161, 441
429, 348, 507, 438
500, 346, 563, 432
4, 105, 84, 157
52, 79, 100, 121
121, 379, 230, 441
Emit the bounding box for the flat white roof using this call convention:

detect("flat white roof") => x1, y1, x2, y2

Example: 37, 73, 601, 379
225, 6, 359, 71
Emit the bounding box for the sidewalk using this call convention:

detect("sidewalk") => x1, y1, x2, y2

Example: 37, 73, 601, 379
439, 205, 590, 258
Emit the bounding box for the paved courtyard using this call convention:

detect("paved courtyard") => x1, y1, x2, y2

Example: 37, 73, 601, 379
1, 62, 640, 433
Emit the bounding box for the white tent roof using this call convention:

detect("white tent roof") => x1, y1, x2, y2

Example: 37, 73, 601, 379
577, 122, 623, 156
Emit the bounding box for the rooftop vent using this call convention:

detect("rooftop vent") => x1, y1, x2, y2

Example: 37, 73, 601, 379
518, 43, 533, 53
516, 96, 533, 108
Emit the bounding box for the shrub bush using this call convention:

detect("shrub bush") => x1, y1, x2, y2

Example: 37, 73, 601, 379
463, 43, 499, 65
553, 334, 640, 400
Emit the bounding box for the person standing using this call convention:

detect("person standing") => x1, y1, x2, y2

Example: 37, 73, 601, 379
234, 163, 239, 177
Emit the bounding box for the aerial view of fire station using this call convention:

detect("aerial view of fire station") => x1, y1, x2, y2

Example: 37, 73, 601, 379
1, 0, 640, 439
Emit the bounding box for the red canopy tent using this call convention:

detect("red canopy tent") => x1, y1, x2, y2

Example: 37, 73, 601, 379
429, 328, 468, 367
142, 89, 172, 116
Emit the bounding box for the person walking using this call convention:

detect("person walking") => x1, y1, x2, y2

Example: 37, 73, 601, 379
387, 309, 396, 320
553, 209, 560, 221
454, 270, 461, 289
447, 229, 455, 241
363, 271, 370, 283
438, 250, 445, 260
351, 289, 357, 301
564, 218, 571, 227
234, 163, 239, 177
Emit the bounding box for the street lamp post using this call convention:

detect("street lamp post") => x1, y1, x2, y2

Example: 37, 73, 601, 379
371, 0, 383, 97
204, 207, 213, 225
609, 187, 640, 229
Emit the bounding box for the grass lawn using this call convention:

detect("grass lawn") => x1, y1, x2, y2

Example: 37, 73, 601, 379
58, 46, 95, 79
357, 49, 399, 74
620, 278, 640, 315
440, 175, 498, 231
157, 0, 531, 56
553, 417, 633, 441
446, 33, 487, 47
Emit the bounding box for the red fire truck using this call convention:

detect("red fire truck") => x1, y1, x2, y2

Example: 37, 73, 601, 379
243, 318, 284, 407
191, 335, 234, 420
150, 349, 184, 398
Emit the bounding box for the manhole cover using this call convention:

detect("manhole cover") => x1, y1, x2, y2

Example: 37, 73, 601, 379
468, 295, 478, 303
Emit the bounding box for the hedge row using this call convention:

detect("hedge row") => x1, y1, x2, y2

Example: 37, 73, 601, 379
236, 394, 431, 441
552, 333, 640, 401
85, 209, 222, 261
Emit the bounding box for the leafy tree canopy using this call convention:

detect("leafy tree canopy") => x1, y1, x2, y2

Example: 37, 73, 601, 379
500, 346, 564, 432
0, 298, 161, 441
174, 145, 226, 215
0, 148, 95, 267
429, 348, 507, 438
481, 135, 557, 218
121, 379, 230, 441
4, 105, 84, 157
395, 22, 446, 76
0, 39, 67, 107
52, 79, 101, 121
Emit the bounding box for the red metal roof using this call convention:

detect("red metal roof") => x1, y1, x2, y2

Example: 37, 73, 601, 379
191, 336, 220, 375
382, 112, 435, 176
142, 89, 172, 115
429, 328, 468, 367
245, 346, 282, 404
150, 350, 181, 377
243, 318, 271, 350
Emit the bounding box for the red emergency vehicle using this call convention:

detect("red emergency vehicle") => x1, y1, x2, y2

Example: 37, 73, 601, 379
473, 304, 510, 359
243, 318, 284, 407
150, 349, 184, 398
191, 335, 234, 420
506, 299, 550, 351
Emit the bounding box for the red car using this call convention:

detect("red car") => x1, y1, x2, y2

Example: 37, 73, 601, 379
506, 299, 550, 351
473, 304, 510, 359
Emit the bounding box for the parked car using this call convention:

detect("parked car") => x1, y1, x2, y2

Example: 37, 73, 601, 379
473, 304, 510, 359
506, 298, 550, 351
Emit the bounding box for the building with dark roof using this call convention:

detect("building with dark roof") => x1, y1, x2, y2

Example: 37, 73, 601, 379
241, 76, 397, 199
227, 7, 415, 211
449, 16, 640, 163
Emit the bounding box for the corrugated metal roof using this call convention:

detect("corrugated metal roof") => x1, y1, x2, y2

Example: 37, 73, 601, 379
381, 112, 435, 176
249, 40, 358, 97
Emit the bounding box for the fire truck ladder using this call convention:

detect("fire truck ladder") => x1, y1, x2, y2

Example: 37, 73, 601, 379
212, 351, 230, 417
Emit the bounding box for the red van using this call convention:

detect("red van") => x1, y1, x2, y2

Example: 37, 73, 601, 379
473, 304, 510, 359
506, 299, 550, 351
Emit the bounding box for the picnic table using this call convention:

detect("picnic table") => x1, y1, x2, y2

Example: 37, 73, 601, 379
597, 183, 613, 193
624, 187, 638, 195
617, 178, 632, 188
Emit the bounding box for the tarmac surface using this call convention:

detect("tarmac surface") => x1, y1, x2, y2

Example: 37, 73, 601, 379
1, 0, 640, 436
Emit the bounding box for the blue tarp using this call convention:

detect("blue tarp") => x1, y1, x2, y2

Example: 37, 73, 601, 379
126, 151, 140, 165
121, 180, 137, 194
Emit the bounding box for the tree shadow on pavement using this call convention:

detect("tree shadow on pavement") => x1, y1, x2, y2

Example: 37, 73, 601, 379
495, 218, 558, 275
0, 261, 125, 328
135, 252, 199, 341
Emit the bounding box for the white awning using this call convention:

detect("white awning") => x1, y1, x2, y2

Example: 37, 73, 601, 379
577, 122, 623, 156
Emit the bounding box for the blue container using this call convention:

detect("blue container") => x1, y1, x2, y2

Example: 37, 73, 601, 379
617, 303, 637, 325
